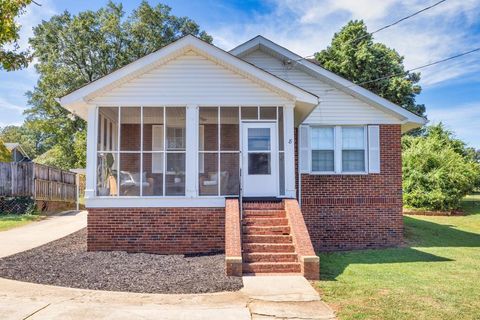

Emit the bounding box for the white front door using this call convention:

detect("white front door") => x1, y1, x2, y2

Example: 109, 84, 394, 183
242, 122, 277, 197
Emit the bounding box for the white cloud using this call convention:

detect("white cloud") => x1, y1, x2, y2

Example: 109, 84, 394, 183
0, 97, 26, 113
211, 0, 480, 88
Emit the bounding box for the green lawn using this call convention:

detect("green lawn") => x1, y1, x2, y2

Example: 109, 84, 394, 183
315, 194, 480, 320
0, 214, 44, 231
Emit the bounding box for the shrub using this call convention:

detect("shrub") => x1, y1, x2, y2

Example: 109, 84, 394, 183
402, 124, 480, 211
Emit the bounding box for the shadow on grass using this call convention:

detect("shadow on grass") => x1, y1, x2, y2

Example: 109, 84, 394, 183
404, 216, 480, 247
319, 247, 452, 281
319, 214, 480, 281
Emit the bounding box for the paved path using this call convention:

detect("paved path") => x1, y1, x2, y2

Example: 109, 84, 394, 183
0, 210, 87, 258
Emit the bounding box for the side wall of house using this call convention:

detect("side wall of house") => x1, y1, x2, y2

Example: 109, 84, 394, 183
296, 124, 403, 251
87, 207, 225, 254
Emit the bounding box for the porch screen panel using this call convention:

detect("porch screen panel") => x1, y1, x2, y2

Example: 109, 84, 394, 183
198, 106, 240, 196
142, 107, 164, 196
165, 107, 186, 196
96, 107, 119, 196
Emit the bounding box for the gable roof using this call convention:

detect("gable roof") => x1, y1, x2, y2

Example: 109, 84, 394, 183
230, 35, 426, 131
58, 35, 318, 120
4, 143, 28, 158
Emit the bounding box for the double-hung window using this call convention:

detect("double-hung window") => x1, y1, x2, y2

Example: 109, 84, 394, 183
307, 126, 369, 174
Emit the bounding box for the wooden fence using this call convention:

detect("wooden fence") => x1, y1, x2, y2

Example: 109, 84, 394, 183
0, 162, 78, 203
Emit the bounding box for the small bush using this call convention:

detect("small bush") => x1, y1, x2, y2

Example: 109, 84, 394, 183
402, 124, 480, 211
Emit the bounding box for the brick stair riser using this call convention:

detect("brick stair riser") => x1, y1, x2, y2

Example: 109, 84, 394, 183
243, 226, 290, 235
243, 218, 289, 227
243, 253, 298, 263
242, 203, 284, 210
243, 263, 301, 273
243, 243, 295, 253
243, 210, 286, 218
243, 235, 292, 243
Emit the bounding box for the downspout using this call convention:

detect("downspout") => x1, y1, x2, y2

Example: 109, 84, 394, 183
297, 125, 302, 208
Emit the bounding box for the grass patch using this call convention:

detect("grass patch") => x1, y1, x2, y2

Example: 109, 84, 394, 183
0, 214, 44, 232
315, 195, 480, 320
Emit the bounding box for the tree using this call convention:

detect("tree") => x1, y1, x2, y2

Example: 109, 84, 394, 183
402, 124, 480, 210
0, 0, 34, 71
315, 20, 426, 117
0, 140, 11, 162
25, 1, 212, 169
0, 121, 53, 159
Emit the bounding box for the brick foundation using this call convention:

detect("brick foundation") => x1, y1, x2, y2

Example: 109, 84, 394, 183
87, 207, 225, 254
298, 124, 404, 251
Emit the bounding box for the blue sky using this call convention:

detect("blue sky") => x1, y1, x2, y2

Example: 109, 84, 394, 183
1, 0, 479, 148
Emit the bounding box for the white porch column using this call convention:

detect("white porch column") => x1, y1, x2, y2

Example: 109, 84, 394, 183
85, 105, 97, 200
185, 105, 198, 197
284, 103, 296, 198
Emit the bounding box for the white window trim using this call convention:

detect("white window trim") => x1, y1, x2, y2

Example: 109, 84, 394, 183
309, 125, 368, 175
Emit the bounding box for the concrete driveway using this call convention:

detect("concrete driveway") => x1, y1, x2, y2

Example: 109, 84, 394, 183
0, 210, 87, 258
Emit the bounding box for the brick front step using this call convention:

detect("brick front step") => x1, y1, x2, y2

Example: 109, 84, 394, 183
243, 210, 286, 218
242, 262, 301, 273
243, 243, 295, 253
243, 234, 292, 244
243, 225, 290, 235
243, 217, 289, 227
243, 202, 284, 210
243, 252, 298, 263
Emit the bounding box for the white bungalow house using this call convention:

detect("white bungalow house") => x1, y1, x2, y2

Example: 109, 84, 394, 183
58, 35, 424, 279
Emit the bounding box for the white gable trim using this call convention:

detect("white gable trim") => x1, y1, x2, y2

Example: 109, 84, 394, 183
230, 36, 426, 130
59, 35, 318, 119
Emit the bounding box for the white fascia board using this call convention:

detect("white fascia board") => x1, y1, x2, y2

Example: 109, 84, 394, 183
86, 197, 226, 208
58, 35, 318, 115
231, 36, 426, 127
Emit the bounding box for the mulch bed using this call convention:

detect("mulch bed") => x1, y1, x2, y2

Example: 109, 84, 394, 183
403, 209, 464, 216
0, 228, 243, 294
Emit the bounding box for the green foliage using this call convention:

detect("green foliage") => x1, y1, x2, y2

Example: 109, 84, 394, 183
34, 144, 75, 170
0, 0, 33, 70
24, 1, 211, 169
402, 124, 480, 210
0, 140, 11, 162
0, 121, 53, 159
315, 20, 425, 117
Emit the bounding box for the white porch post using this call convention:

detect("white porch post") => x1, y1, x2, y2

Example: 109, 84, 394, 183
85, 105, 97, 200
185, 105, 198, 197
284, 103, 296, 198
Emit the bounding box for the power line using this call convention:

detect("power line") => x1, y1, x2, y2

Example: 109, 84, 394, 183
295, 0, 448, 61
351, 47, 480, 87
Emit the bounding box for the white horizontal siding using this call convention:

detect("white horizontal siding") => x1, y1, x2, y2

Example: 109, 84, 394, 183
91, 50, 289, 106
241, 50, 401, 125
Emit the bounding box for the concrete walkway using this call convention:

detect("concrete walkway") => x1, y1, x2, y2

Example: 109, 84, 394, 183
0, 210, 87, 258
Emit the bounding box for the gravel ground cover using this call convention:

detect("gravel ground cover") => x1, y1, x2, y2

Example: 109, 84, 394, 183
0, 228, 243, 294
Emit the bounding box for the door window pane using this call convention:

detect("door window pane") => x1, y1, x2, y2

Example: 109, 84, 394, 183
248, 128, 271, 151
143, 107, 163, 151
166, 107, 185, 151
199, 153, 218, 196
248, 153, 271, 175
342, 150, 365, 172
199, 107, 218, 151
278, 107, 284, 151
312, 150, 334, 172
120, 107, 141, 151
241, 107, 258, 119
220, 107, 239, 151
279, 152, 285, 195
220, 153, 239, 195
96, 152, 118, 196
166, 153, 185, 195
119, 153, 141, 196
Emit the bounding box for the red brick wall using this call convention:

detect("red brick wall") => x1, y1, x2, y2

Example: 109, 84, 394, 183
87, 207, 225, 254
298, 124, 403, 251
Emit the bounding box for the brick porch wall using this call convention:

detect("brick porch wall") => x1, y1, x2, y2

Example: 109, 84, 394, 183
87, 207, 225, 254
297, 124, 403, 251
